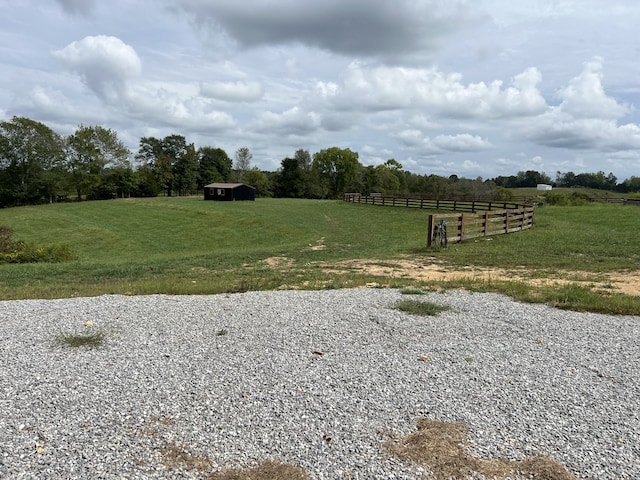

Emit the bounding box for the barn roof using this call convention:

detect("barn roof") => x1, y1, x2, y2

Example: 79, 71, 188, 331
204, 183, 255, 189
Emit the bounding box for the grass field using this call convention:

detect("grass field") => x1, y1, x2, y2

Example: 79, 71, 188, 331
0, 197, 638, 314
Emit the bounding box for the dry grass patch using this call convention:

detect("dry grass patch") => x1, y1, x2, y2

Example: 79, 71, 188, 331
386, 418, 577, 480
141, 416, 307, 479
160, 443, 213, 472
207, 460, 308, 480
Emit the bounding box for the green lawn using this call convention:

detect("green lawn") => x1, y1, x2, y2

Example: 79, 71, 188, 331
0, 197, 429, 298
1, 197, 638, 314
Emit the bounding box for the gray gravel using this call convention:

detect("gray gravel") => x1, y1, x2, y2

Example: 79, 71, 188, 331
0, 288, 638, 479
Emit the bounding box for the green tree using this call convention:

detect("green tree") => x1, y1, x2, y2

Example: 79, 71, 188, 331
312, 147, 360, 198
0, 117, 66, 205
234, 146, 252, 182
174, 143, 199, 195
136, 135, 196, 196
133, 163, 161, 197
243, 167, 271, 197
618, 176, 640, 193
65, 125, 130, 201
198, 146, 232, 187
353, 165, 379, 195
275, 157, 304, 197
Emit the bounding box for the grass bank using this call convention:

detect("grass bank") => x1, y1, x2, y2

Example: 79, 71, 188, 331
0, 197, 638, 314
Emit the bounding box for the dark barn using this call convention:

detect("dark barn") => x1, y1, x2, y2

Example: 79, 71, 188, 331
204, 183, 256, 201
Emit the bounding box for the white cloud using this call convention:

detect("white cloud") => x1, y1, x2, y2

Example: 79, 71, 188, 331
254, 106, 320, 135
53, 35, 142, 104
395, 130, 491, 153
200, 80, 264, 102
432, 134, 492, 152
325, 62, 547, 118
557, 57, 630, 119
524, 57, 640, 152
52, 35, 237, 133
125, 83, 237, 131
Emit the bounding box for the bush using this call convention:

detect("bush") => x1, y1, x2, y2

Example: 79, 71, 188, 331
0, 225, 16, 253
495, 187, 515, 201
543, 191, 568, 206
0, 225, 76, 263
568, 191, 592, 205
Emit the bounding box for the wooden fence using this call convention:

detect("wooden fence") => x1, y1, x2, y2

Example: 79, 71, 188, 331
427, 207, 535, 247
344, 193, 523, 212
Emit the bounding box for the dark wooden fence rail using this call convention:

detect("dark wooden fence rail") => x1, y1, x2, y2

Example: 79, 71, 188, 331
426, 207, 535, 247
343, 193, 535, 246
344, 193, 524, 213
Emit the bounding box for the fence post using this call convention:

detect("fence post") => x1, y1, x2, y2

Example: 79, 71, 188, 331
427, 215, 434, 247
483, 211, 489, 236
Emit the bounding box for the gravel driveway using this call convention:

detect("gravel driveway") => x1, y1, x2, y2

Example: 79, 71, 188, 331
0, 288, 638, 479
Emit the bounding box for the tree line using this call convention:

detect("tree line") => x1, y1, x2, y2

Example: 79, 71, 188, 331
1, 116, 638, 207
491, 169, 640, 193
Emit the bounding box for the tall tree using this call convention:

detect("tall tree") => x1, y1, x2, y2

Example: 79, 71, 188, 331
0, 117, 66, 205
135, 135, 194, 196
198, 146, 232, 187
244, 167, 271, 197
312, 147, 360, 198
173, 143, 199, 195
65, 125, 129, 201
234, 146, 252, 182
275, 157, 304, 197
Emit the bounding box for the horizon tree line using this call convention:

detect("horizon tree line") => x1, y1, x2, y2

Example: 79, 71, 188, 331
1, 116, 638, 208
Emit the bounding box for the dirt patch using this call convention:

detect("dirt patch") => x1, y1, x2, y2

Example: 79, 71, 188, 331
258, 256, 295, 269
386, 417, 578, 480
320, 257, 640, 296
309, 237, 326, 250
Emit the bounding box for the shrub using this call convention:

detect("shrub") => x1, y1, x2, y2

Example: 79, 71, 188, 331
543, 191, 568, 206
568, 191, 592, 205
0, 225, 76, 263
0, 225, 16, 253
495, 187, 515, 201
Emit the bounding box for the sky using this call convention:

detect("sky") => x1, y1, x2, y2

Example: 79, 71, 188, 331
2, 1, 640, 181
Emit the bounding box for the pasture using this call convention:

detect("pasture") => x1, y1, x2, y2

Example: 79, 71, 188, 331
0, 197, 638, 314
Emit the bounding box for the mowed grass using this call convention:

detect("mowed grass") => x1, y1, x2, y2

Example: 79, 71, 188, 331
0, 197, 430, 299
0, 197, 639, 314
434, 202, 639, 272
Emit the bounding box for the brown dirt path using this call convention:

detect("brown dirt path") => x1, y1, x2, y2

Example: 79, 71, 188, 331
319, 257, 640, 296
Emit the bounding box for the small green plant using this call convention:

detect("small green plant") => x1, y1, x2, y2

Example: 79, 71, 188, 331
57, 330, 105, 348
400, 287, 426, 295
395, 299, 450, 316
464, 357, 474, 363
216, 329, 228, 336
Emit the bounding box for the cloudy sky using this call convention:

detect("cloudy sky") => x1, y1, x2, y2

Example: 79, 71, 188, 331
2, 1, 640, 180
